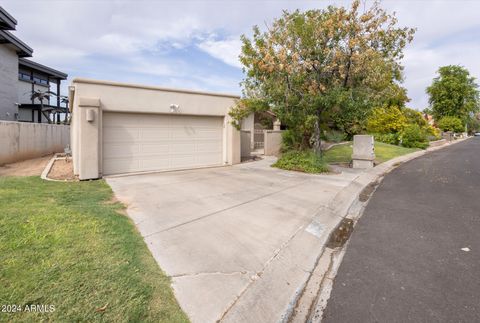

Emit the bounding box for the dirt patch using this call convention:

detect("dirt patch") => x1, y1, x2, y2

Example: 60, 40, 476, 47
327, 218, 355, 248
0, 155, 53, 177
359, 181, 379, 202
48, 159, 76, 181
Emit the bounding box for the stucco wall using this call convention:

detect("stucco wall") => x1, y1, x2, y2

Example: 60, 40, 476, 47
72, 78, 239, 116
71, 78, 241, 179
241, 130, 251, 158
0, 45, 19, 121
264, 130, 283, 156
0, 121, 70, 165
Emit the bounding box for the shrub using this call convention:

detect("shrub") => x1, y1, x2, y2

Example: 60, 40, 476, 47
403, 107, 428, 128
372, 132, 400, 145
437, 116, 464, 133
324, 130, 347, 143
399, 124, 429, 149
272, 150, 330, 173
466, 117, 480, 135
281, 129, 303, 151
366, 106, 407, 134
426, 125, 441, 140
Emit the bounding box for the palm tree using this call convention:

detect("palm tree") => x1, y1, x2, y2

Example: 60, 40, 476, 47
28, 90, 69, 124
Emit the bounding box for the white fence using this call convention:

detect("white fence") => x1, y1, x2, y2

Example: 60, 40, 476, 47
0, 121, 70, 165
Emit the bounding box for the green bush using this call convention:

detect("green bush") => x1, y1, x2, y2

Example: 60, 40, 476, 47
372, 132, 400, 145
466, 117, 480, 135
403, 107, 428, 128
366, 106, 407, 134
437, 116, 464, 132
272, 150, 330, 173
426, 125, 441, 140
400, 124, 429, 149
324, 130, 347, 143
281, 129, 304, 151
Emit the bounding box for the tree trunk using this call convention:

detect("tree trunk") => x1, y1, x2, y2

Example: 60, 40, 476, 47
313, 117, 322, 157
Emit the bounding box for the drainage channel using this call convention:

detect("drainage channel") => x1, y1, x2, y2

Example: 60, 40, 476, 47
292, 179, 382, 323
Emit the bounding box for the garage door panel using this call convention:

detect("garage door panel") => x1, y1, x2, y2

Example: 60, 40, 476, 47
104, 143, 140, 158
197, 154, 223, 165
171, 127, 197, 139
103, 112, 224, 175
140, 158, 170, 171
196, 129, 223, 139
170, 156, 197, 168
103, 127, 140, 143
170, 142, 196, 154
141, 128, 171, 141
140, 143, 170, 155
103, 158, 139, 175
196, 141, 223, 153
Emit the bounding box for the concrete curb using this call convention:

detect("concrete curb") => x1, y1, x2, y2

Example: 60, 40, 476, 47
220, 137, 470, 323
40, 153, 75, 182
292, 137, 471, 322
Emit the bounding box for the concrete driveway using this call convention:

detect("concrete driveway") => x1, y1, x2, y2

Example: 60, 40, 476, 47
106, 157, 360, 322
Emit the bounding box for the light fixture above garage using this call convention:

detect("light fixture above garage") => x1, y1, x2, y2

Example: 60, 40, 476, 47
170, 104, 179, 113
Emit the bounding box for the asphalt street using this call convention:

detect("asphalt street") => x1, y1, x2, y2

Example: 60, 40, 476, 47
323, 138, 480, 322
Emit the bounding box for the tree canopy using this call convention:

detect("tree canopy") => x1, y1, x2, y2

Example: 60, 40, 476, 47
231, 0, 415, 152
426, 65, 479, 123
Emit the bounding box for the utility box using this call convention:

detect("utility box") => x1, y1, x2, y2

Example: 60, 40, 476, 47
352, 135, 375, 168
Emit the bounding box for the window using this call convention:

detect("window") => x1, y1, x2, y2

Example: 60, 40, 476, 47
18, 72, 31, 81
33, 77, 48, 85
19, 71, 49, 85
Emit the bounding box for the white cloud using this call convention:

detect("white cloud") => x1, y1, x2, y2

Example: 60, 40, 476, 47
197, 37, 243, 68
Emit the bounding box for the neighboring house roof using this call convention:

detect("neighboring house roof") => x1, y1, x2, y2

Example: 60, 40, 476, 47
0, 29, 32, 57
19, 58, 67, 80
0, 6, 17, 30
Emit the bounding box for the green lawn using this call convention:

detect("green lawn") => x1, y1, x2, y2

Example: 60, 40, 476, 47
0, 177, 188, 323
323, 141, 420, 164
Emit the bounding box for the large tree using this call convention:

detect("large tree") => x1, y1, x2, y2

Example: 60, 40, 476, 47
231, 0, 414, 153
426, 65, 479, 124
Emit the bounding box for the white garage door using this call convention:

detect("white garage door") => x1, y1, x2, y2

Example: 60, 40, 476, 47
102, 112, 224, 175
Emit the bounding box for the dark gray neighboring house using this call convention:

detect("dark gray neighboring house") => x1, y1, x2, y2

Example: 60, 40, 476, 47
0, 6, 68, 123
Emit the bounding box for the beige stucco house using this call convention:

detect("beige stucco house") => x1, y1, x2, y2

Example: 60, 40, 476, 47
70, 78, 241, 180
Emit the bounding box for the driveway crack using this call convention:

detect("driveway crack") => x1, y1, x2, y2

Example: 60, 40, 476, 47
217, 223, 306, 321
171, 270, 255, 278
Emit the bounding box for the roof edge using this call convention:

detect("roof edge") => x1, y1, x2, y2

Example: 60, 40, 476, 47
0, 30, 32, 57
19, 58, 67, 79
72, 77, 240, 99
0, 7, 17, 30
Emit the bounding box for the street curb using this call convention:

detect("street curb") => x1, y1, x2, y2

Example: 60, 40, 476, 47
288, 137, 471, 322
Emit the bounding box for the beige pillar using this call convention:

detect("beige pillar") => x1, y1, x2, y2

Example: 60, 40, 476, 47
77, 97, 101, 180
352, 135, 375, 168
273, 119, 281, 131
226, 114, 241, 165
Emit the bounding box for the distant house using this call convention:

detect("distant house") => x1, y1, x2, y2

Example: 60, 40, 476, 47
0, 6, 67, 123
424, 113, 435, 127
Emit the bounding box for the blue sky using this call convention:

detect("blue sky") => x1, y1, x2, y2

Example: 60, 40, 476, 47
4, 0, 480, 110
